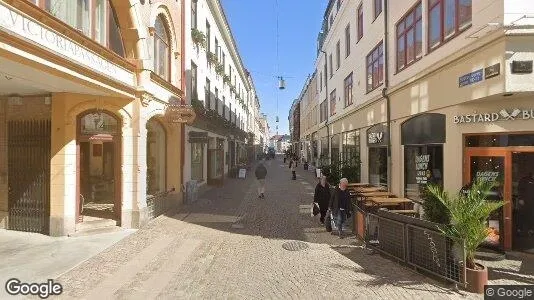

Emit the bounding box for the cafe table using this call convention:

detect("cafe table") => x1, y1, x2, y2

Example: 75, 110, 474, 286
364, 197, 413, 208
353, 186, 386, 193
347, 182, 370, 187
358, 191, 396, 198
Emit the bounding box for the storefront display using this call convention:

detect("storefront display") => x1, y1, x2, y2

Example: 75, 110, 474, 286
367, 124, 387, 188
401, 113, 445, 201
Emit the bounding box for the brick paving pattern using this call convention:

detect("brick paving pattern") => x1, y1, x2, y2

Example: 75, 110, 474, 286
54, 157, 490, 299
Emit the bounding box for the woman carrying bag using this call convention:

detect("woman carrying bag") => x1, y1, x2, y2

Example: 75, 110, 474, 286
314, 176, 331, 224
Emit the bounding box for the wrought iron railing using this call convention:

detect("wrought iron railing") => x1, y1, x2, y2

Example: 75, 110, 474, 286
357, 208, 466, 287
146, 190, 172, 220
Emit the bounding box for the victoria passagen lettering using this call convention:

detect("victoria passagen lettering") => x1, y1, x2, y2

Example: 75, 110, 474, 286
0, 4, 118, 76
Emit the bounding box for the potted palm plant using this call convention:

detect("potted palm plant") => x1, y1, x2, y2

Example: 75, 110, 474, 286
427, 179, 504, 293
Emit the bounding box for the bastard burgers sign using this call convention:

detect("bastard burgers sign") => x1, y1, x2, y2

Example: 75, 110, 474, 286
453, 108, 534, 124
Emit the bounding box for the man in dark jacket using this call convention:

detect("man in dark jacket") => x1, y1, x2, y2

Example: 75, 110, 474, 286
255, 162, 267, 199
329, 178, 352, 238
314, 175, 331, 224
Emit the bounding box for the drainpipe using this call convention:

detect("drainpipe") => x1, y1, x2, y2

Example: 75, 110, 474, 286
320, 50, 330, 164
382, 0, 392, 192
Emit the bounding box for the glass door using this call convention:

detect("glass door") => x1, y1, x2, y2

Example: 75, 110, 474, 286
512, 151, 534, 253
465, 148, 511, 250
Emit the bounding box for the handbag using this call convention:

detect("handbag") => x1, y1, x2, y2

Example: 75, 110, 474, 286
311, 202, 320, 217
325, 212, 332, 232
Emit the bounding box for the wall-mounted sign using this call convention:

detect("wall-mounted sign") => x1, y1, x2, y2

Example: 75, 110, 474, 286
415, 154, 431, 184
367, 123, 388, 147
459, 69, 483, 87
484, 63, 500, 79
0, 3, 134, 86
188, 131, 208, 143
453, 108, 534, 124
512, 60, 533, 74
368, 132, 384, 144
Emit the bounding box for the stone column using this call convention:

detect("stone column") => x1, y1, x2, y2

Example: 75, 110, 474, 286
50, 94, 77, 236
0, 98, 7, 228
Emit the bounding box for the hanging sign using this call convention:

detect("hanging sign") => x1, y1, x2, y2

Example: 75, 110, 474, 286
166, 103, 196, 124
415, 154, 431, 184
453, 108, 534, 124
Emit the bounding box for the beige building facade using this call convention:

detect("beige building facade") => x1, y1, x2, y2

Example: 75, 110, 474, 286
304, 0, 534, 251
0, 0, 187, 236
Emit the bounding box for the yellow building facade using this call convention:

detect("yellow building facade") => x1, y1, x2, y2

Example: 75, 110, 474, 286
0, 0, 187, 236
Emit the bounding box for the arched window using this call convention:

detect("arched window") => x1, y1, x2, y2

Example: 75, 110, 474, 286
154, 15, 171, 81
146, 118, 166, 195
44, 0, 125, 57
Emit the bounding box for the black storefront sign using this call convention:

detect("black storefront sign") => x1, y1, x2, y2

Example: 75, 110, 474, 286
188, 131, 209, 143
367, 123, 388, 147
511, 60, 533, 74
484, 63, 500, 79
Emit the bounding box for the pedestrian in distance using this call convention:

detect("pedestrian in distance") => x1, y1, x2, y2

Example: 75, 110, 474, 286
314, 175, 331, 224
255, 161, 267, 199
329, 178, 352, 238
290, 157, 297, 180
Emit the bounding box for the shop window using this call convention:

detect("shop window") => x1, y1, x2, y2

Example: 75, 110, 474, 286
402, 113, 446, 201
320, 137, 329, 161
331, 134, 340, 165
147, 119, 166, 195
45, 0, 125, 57
342, 130, 360, 166
404, 145, 443, 201
367, 123, 388, 188
154, 16, 171, 81
369, 147, 387, 187
191, 143, 204, 181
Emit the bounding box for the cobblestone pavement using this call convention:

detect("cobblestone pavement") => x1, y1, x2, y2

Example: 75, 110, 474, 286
53, 157, 483, 300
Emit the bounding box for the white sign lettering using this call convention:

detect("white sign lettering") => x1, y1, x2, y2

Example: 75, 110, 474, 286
415, 154, 431, 185
476, 171, 499, 182
368, 132, 384, 144
0, 3, 134, 86
453, 108, 534, 124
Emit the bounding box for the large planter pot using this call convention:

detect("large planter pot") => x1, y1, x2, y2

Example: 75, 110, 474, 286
465, 263, 488, 294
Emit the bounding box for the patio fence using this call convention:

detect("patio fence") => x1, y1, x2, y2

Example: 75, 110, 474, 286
355, 206, 466, 287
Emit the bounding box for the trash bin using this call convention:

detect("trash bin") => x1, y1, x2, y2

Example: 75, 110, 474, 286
185, 180, 198, 204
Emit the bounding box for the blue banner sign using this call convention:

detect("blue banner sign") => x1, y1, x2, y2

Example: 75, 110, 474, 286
459, 69, 483, 87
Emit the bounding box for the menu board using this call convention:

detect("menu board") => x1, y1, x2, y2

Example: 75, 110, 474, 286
415, 154, 431, 184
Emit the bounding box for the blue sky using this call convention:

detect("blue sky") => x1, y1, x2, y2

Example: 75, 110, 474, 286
221, 0, 328, 136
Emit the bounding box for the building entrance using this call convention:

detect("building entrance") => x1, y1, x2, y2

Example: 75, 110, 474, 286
512, 152, 534, 253
77, 111, 121, 223
464, 133, 534, 252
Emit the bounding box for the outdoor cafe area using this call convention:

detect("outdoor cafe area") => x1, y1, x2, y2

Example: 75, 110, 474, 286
347, 182, 418, 217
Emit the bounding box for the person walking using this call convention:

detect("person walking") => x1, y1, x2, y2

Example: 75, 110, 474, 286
290, 157, 297, 180
314, 175, 331, 224
329, 178, 352, 238
254, 161, 267, 199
